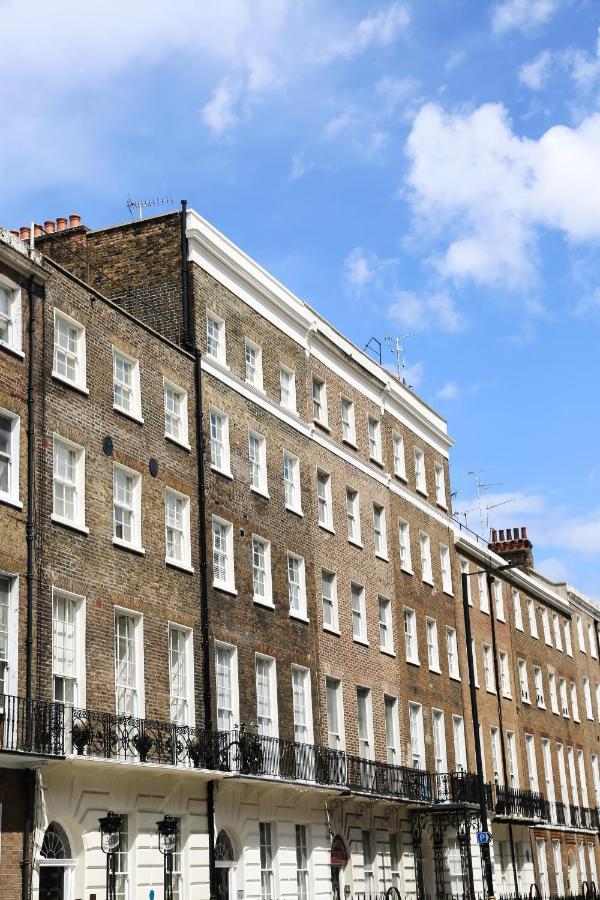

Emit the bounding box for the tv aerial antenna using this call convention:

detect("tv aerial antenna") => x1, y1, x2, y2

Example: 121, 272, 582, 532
467, 469, 515, 539
126, 196, 173, 220
385, 333, 413, 384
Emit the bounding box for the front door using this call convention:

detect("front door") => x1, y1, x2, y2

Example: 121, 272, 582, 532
216, 866, 230, 900
39, 866, 64, 900
331, 865, 341, 900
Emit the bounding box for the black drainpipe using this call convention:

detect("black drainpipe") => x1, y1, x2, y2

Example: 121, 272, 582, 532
21, 275, 37, 900
181, 201, 216, 899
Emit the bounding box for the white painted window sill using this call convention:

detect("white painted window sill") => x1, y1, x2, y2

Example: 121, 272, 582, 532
165, 434, 191, 452
323, 624, 341, 636
51, 513, 89, 535
113, 403, 144, 425
429, 666, 442, 675
353, 637, 369, 647
400, 567, 414, 576
254, 599, 275, 610
52, 371, 89, 395
0, 494, 23, 510
290, 612, 310, 624
375, 552, 389, 562
319, 523, 335, 535
113, 538, 145, 555
166, 558, 195, 574
380, 648, 396, 658
406, 657, 420, 668
285, 505, 304, 518
250, 486, 270, 500
0, 342, 24, 359
213, 582, 238, 597
211, 465, 233, 480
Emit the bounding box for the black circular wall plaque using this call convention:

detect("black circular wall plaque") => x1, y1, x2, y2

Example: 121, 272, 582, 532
102, 436, 114, 456
149, 458, 159, 477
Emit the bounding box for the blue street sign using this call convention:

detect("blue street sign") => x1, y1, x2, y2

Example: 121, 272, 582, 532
476, 831, 492, 845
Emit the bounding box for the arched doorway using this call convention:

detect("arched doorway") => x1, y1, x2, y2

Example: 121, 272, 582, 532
568, 849, 579, 895
215, 829, 236, 900
331, 835, 349, 900
39, 822, 74, 900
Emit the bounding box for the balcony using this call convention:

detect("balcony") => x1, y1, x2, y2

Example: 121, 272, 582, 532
0, 695, 65, 757
494, 785, 549, 821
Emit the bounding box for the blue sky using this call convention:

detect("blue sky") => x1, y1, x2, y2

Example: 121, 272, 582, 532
1, 0, 599, 596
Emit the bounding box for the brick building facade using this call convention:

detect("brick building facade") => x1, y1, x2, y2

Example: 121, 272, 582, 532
0, 209, 598, 900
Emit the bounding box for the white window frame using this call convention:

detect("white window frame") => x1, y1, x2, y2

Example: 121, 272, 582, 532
588, 621, 598, 659
52, 587, 86, 708
215, 641, 239, 732
112, 347, 143, 423
512, 589, 523, 631
432, 708, 447, 773
168, 623, 194, 726
471, 639, 479, 688
53, 308, 87, 392
52, 434, 87, 533
259, 821, 276, 900
283, 451, 302, 515
113, 463, 144, 553
434, 463, 446, 508
541, 607, 552, 646
206, 312, 227, 366
392, 432, 406, 479
0, 275, 22, 356
356, 686, 374, 760
583, 676, 594, 720
440, 545, 453, 595
373, 503, 388, 559
114, 608, 144, 717
453, 714, 467, 772
570, 681, 580, 722
507, 731, 519, 788
525, 734, 539, 792
499, 650, 511, 698
490, 727, 502, 784
378, 596, 394, 655
279, 365, 297, 412
252, 535, 273, 607
404, 607, 419, 665
340, 396, 356, 445
577, 615, 586, 653
577, 749, 589, 807
316, 469, 333, 531
493, 578, 504, 620
534, 665, 545, 708
287, 552, 307, 621
292, 665, 313, 744
311, 375, 328, 427
478, 573, 490, 613
518, 659, 530, 704
244, 338, 263, 390
408, 701, 425, 769
527, 597, 539, 639
426, 617, 440, 673
212, 516, 236, 594
351, 583, 367, 645
414, 448, 427, 494
549, 670, 559, 714
248, 430, 269, 497
398, 520, 413, 573
559, 676, 569, 718
367, 415, 382, 463
447, 627, 460, 680
321, 570, 339, 633
0, 409, 20, 508
419, 531, 433, 585
165, 488, 193, 571
346, 488, 362, 546
483, 643, 496, 693
564, 620, 573, 656
384, 695, 401, 765
461, 559, 472, 606
0, 574, 19, 697
255, 654, 278, 738
326, 676, 345, 750
163, 379, 190, 449
553, 613, 563, 651
209, 408, 232, 477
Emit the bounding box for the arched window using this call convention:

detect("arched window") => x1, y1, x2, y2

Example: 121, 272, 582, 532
40, 822, 71, 860
215, 829, 235, 863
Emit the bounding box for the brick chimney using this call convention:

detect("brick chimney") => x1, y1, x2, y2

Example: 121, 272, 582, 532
489, 526, 534, 571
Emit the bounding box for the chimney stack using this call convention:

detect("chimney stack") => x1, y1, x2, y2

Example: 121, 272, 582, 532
488, 525, 534, 571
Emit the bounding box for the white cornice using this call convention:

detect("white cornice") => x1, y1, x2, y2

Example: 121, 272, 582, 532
186, 210, 451, 456
0, 229, 47, 279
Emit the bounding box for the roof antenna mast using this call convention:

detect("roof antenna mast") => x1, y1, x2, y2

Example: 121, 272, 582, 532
126, 196, 174, 220
385, 333, 413, 384
467, 469, 515, 539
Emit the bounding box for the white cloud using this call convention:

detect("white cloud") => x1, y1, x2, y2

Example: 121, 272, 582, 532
343, 248, 375, 290
436, 381, 460, 400
445, 49, 466, 72
312, 2, 409, 63
289, 153, 313, 181
454, 490, 547, 532
405, 102, 600, 289
401, 359, 424, 388
492, 0, 558, 36
388, 289, 464, 332
519, 50, 554, 89
536, 556, 569, 582
202, 79, 242, 136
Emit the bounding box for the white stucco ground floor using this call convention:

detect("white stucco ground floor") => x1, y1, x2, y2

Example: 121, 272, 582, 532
28, 761, 600, 900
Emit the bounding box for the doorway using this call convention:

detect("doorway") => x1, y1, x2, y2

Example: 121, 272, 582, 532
215, 829, 236, 900
39, 866, 64, 900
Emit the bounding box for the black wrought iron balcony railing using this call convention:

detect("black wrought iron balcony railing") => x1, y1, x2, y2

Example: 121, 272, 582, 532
494, 784, 549, 821
570, 804, 600, 831
0, 694, 64, 756
434, 771, 491, 807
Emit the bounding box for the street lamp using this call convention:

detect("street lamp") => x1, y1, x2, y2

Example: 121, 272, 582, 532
99, 811, 121, 900
157, 815, 178, 900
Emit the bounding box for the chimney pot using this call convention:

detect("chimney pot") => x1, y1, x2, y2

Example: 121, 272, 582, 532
507, 528, 513, 540
34, 224, 43, 237
9, 230, 19, 237
499, 529, 505, 541
44, 220, 55, 234
491, 529, 498, 542
69, 214, 81, 228
20, 227, 31, 240
521, 526, 528, 539
56, 217, 67, 232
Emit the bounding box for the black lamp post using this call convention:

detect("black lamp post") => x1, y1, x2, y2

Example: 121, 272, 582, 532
99, 811, 121, 900
157, 815, 178, 900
